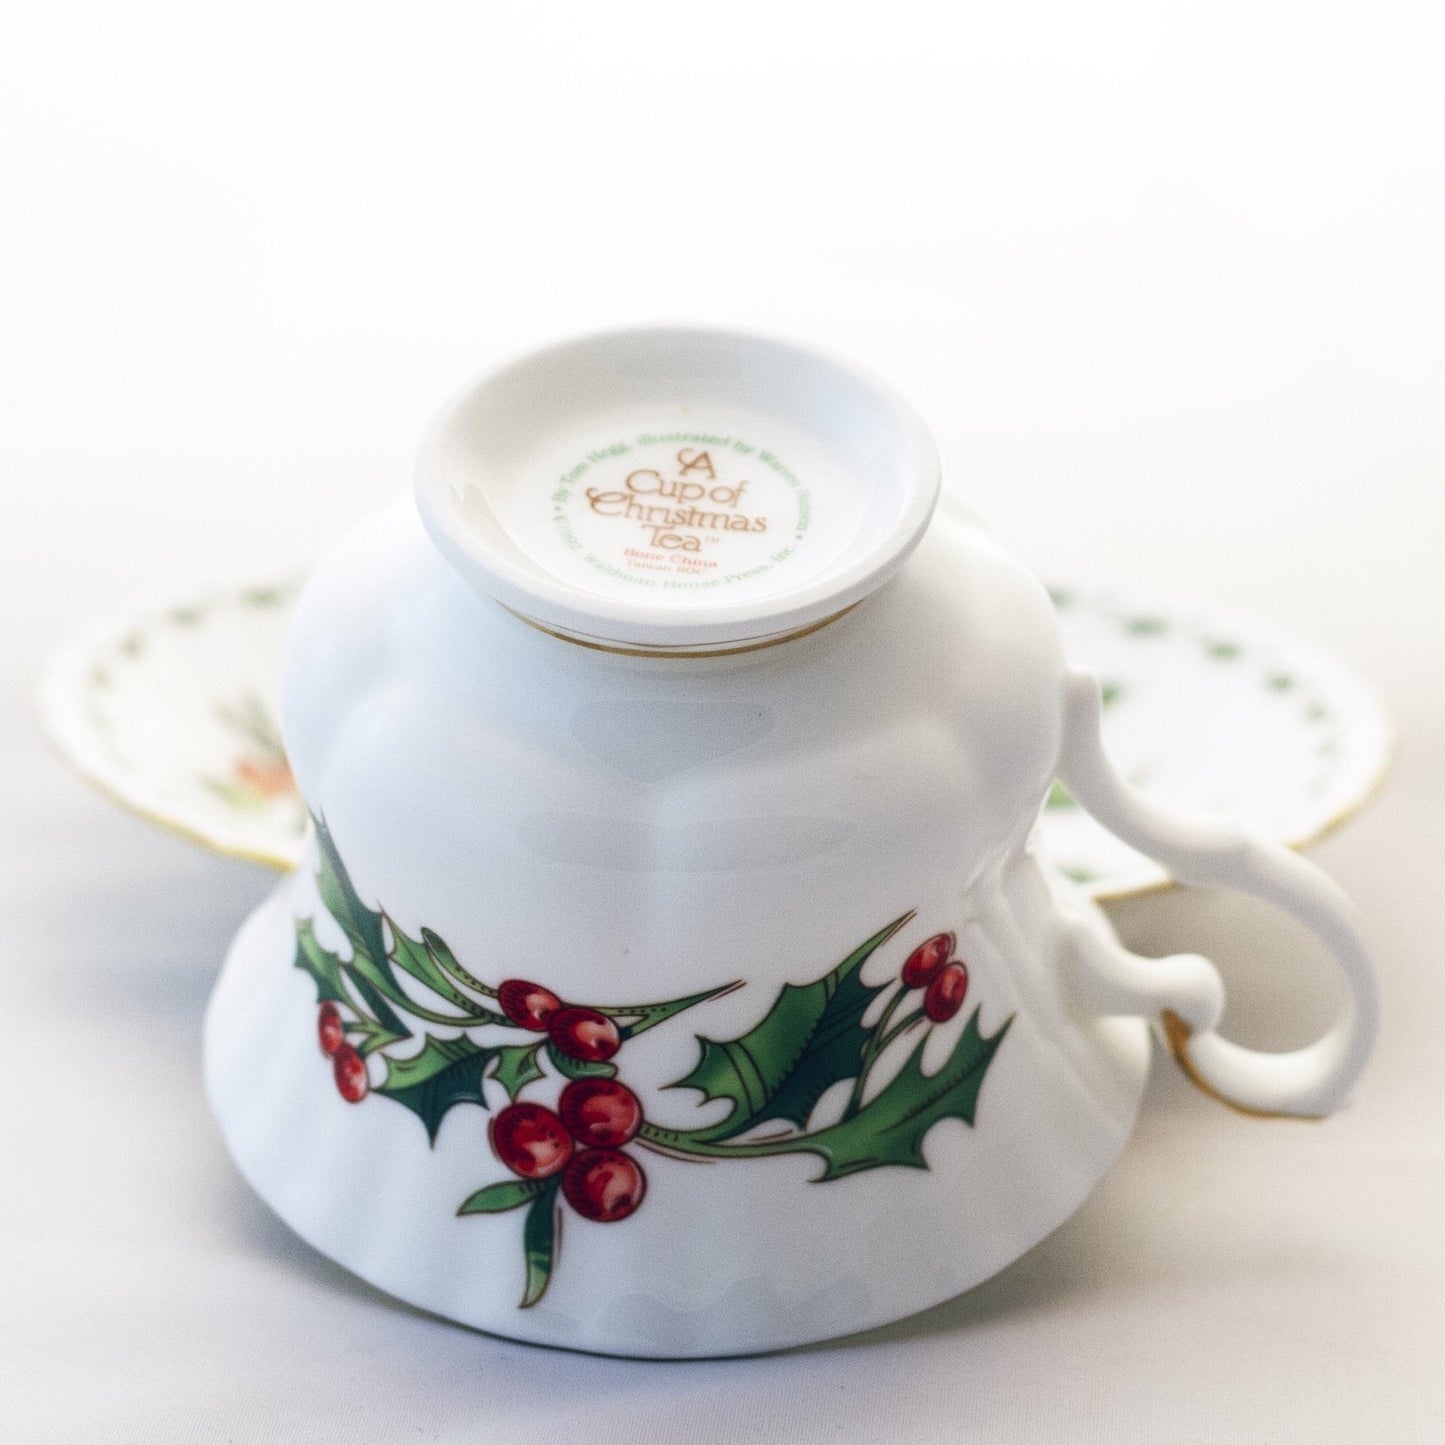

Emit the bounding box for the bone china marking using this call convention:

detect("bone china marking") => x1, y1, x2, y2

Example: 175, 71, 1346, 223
203, 327, 1379, 1359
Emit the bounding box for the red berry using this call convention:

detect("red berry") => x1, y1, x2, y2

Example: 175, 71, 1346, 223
333, 1044, 369, 1102
489, 1103, 574, 1179
901, 932, 955, 989
923, 961, 969, 1022
498, 979, 564, 1031
317, 1001, 345, 1057
559, 1079, 642, 1148
562, 1149, 646, 1222
548, 1007, 621, 1062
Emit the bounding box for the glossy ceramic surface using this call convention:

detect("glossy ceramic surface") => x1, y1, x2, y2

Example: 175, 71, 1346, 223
208, 499, 1162, 1356
201, 486, 1375, 1353
38, 559, 1391, 898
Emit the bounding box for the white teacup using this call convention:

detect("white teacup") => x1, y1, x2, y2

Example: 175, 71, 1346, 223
205, 326, 1377, 1357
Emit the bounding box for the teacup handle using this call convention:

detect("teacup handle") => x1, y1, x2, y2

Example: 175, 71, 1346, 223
1057, 668, 1380, 1118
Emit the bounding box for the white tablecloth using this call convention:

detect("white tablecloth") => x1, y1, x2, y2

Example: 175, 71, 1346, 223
3, 3, 1443, 1439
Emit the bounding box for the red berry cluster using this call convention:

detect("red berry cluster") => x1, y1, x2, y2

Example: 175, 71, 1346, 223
490, 1082, 646, 1221
899, 932, 969, 1021
490, 977, 645, 1222
317, 1000, 368, 1102
497, 978, 621, 1062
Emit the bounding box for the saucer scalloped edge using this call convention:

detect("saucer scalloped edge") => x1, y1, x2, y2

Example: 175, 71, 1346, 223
38, 574, 1391, 901
39, 581, 304, 868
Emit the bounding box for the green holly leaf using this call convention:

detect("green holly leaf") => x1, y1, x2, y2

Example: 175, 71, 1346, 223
376, 1034, 491, 1142
546, 1041, 617, 1081
1125, 615, 1169, 636
608, 979, 744, 1038
310, 817, 499, 1031
294, 921, 408, 1049
491, 1041, 546, 1101
390, 922, 509, 1024
520, 1177, 562, 1308
667, 913, 913, 1142
310, 818, 411, 1037
420, 926, 497, 998
457, 1177, 548, 1215
347, 1011, 410, 1055
640, 1005, 1013, 1180
777, 1007, 1013, 1180
311, 816, 732, 1040
295, 918, 348, 1003
457, 1176, 563, 1310
314, 817, 389, 981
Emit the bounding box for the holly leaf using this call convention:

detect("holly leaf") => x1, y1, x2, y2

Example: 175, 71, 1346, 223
295, 918, 348, 1004
546, 1041, 617, 1081
776, 1007, 1013, 1180
376, 1034, 491, 1142
668, 913, 914, 1141
420, 926, 496, 999
310, 817, 410, 1038
608, 979, 745, 1038
520, 1177, 562, 1308
314, 816, 389, 980
347, 1011, 410, 1055
295, 920, 408, 1050
390, 922, 509, 1024
491, 1041, 546, 1101
311, 817, 495, 1031
457, 1177, 548, 1215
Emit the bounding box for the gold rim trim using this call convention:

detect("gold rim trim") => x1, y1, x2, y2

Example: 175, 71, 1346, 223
1159, 1010, 1322, 1122
499, 603, 862, 658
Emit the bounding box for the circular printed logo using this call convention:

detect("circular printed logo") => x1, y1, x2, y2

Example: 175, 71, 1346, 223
550, 433, 812, 593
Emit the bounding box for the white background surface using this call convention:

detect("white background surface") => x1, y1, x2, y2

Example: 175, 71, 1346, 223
3, 3, 1443, 1440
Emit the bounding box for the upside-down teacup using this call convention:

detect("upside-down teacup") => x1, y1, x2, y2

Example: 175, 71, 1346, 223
205, 326, 1378, 1358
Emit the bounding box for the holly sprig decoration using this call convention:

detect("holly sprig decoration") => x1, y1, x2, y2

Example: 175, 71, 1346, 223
298, 818, 1012, 1308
